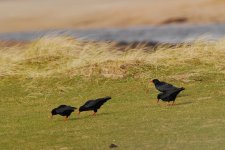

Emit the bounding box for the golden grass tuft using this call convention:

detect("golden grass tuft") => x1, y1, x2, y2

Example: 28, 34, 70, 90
0, 37, 224, 79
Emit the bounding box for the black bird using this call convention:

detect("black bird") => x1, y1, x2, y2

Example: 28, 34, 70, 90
51, 105, 77, 121
157, 87, 185, 105
151, 79, 179, 92
109, 143, 118, 149
78, 96, 111, 116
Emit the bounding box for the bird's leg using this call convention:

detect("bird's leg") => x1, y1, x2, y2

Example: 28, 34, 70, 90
77, 111, 80, 115
92, 112, 96, 116
172, 101, 175, 106
157, 99, 160, 104
167, 102, 170, 106
64, 116, 68, 121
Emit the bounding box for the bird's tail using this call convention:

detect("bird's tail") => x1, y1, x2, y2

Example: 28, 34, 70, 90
72, 107, 77, 110
98, 96, 111, 102
103, 96, 111, 101
180, 87, 185, 91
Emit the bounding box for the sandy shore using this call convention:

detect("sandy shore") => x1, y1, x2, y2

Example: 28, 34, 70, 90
0, 0, 225, 33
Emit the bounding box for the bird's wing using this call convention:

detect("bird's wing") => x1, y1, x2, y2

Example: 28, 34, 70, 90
95, 97, 111, 103
82, 97, 110, 109
82, 100, 96, 108
63, 109, 74, 115
158, 91, 171, 100
169, 88, 184, 99
156, 82, 178, 92
93, 98, 110, 109
56, 106, 75, 113
159, 88, 183, 101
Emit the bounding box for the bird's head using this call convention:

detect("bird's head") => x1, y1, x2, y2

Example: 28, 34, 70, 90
151, 79, 160, 84
79, 106, 85, 112
51, 109, 57, 116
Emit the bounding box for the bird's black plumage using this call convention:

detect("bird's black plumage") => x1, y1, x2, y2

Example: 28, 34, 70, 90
151, 79, 185, 105
51, 105, 77, 120
157, 87, 185, 104
79, 96, 111, 115
109, 143, 118, 148
152, 79, 179, 92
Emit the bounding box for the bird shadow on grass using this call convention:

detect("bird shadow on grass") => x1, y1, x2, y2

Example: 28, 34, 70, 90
69, 112, 112, 121
173, 101, 193, 106
156, 101, 193, 107
178, 94, 189, 97
142, 101, 193, 108
51, 112, 117, 122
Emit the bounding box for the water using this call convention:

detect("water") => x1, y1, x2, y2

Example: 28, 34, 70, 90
0, 23, 225, 44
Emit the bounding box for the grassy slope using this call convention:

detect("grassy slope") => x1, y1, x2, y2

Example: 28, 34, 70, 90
0, 38, 225, 150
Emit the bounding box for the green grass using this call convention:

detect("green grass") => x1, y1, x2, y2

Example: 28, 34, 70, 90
0, 37, 225, 149
0, 76, 225, 150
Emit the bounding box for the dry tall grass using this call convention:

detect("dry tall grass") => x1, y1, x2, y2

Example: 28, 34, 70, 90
0, 37, 224, 79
